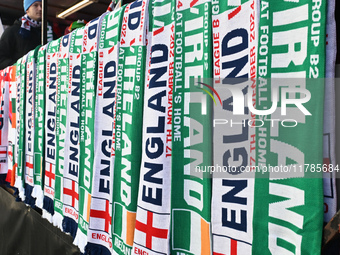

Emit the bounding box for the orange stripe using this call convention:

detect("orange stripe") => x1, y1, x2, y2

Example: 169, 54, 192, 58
126, 211, 136, 246
11, 66, 16, 80
11, 165, 16, 186
231, 239, 237, 255
201, 218, 211, 255
86, 194, 92, 222
12, 113, 16, 128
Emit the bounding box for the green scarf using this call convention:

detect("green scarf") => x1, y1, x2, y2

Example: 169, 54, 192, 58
42, 39, 61, 222
53, 35, 70, 229
170, 0, 212, 254
112, 1, 148, 254
23, 48, 38, 206
15, 55, 27, 201
133, 0, 175, 253
86, 7, 125, 255
32, 45, 47, 208
253, 1, 326, 254
74, 16, 102, 252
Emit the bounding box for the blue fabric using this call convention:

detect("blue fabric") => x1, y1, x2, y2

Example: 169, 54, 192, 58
43, 196, 55, 215
62, 217, 78, 239
24, 184, 36, 207
85, 243, 112, 255
24, 0, 41, 12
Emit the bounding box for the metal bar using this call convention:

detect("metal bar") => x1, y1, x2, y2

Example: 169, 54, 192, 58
42, 0, 47, 45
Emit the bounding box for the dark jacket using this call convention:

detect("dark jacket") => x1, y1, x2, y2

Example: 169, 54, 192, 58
0, 19, 41, 70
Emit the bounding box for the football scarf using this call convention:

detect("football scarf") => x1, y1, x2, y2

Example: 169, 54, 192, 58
323, 0, 337, 223
170, 0, 212, 254
13, 59, 22, 193
5, 65, 17, 187
53, 35, 71, 229
211, 1, 257, 254
24, 48, 38, 206
252, 1, 326, 255
0, 67, 9, 180
86, 7, 124, 255
132, 0, 174, 254
31, 44, 47, 209
15, 55, 27, 201
73, 16, 102, 252
112, 1, 148, 254
62, 26, 84, 238
0, 69, 7, 183
42, 38, 60, 222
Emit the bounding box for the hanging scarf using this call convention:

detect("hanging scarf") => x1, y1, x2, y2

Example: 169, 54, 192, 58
0, 67, 9, 182
42, 38, 60, 222
19, 14, 41, 38
14, 55, 27, 201
85, 7, 124, 255
111, 1, 148, 254
62, 26, 85, 239
252, 0, 326, 254
5, 65, 17, 187
13, 59, 22, 194
24, 48, 38, 206
170, 0, 212, 254
73, 15, 103, 253
52, 35, 70, 229
31, 44, 47, 209
211, 0, 258, 254
132, 0, 174, 254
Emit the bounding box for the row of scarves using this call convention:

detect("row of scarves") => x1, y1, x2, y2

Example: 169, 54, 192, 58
0, 0, 336, 254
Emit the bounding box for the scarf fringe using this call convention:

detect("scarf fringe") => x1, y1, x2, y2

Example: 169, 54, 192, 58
13, 187, 21, 202
42, 209, 53, 223
74, 230, 88, 253
14, 178, 25, 201
52, 211, 64, 230
31, 185, 44, 208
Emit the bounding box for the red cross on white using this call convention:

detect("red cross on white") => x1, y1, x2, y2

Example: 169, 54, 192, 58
135, 211, 168, 250
45, 162, 55, 188
64, 180, 79, 208
25, 155, 34, 175
90, 199, 111, 233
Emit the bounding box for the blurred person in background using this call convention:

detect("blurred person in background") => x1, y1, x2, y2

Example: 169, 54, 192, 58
0, 0, 50, 70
